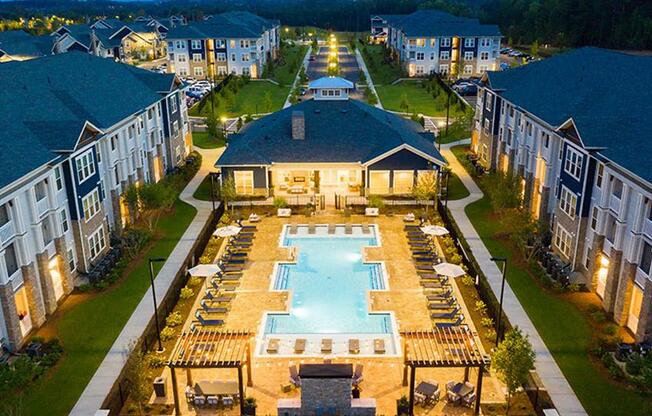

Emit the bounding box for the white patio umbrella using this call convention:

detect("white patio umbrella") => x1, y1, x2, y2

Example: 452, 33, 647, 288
187, 264, 222, 277
420, 225, 449, 236
213, 225, 241, 238
433, 262, 466, 278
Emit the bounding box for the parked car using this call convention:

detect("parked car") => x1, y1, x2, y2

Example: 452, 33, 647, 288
308, 56, 316, 61
186, 87, 206, 98
500, 62, 510, 70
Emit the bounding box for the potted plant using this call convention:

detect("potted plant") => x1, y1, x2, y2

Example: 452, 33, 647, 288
243, 396, 257, 415
396, 395, 410, 415
274, 197, 290, 217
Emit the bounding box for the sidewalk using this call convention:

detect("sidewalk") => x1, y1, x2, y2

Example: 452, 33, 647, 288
441, 140, 587, 416
355, 49, 383, 109
70, 148, 222, 415
283, 46, 311, 109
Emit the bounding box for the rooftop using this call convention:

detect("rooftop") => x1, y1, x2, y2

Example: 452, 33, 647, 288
308, 76, 354, 90
0, 30, 52, 58
487, 46, 652, 183
167, 11, 278, 40
216, 99, 445, 166
381, 10, 501, 38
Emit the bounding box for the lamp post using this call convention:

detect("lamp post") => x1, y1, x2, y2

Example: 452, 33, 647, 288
149, 257, 167, 352
209, 172, 216, 211
445, 91, 451, 138
490, 257, 507, 347
220, 116, 228, 143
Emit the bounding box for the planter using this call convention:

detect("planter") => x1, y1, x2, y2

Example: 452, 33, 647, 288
396, 400, 410, 416
243, 405, 256, 416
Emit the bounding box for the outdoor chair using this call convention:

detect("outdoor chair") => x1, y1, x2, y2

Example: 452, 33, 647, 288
289, 365, 301, 387
421, 281, 450, 289
345, 223, 353, 234
206, 396, 219, 406
435, 316, 464, 328
446, 390, 460, 404
194, 311, 225, 326
349, 339, 360, 354
294, 338, 306, 354
374, 338, 385, 354
426, 290, 453, 301
431, 307, 460, 319
429, 299, 457, 310
199, 300, 229, 314
222, 395, 235, 407
185, 386, 195, 403
193, 395, 206, 406
352, 364, 364, 385
267, 338, 280, 354
462, 391, 476, 407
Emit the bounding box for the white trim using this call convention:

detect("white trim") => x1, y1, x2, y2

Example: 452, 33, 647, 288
362, 143, 445, 168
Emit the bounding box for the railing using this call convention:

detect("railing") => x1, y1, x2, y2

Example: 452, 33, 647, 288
0, 221, 16, 243
609, 194, 621, 213
36, 197, 49, 217
644, 218, 652, 238
603, 238, 614, 256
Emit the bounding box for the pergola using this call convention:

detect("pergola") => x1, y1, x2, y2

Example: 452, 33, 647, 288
167, 329, 253, 415
401, 327, 487, 415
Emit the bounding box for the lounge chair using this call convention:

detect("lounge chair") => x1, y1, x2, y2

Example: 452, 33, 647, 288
349, 339, 360, 354
289, 365, 301, 387
374, 338, 385, 354
204, 290, 234, 303
462, 391, 476, 407
206, 395, 219, 406
403, 213, 415, 222
328, 224, 336, 234
194, 311, 225, 326
429, 300, 457, 310
224, 250, 248, 258
352, 364, 364, 385
278, 208, 292, 217
426, 290, 453, 301
294, 338, 306, 354
218, 273, 242, 281
345, 223, 353, 234
365, 207, 379, 217
431, 307, 460, 319
194, 395, 206, 406
289, 224, 298, 235
220, 256, 246, 264
308, 224, 316, 234
435, 316, 464, 328
247, 213, 260, 223
421, 281, 449, 289
361, 224, 371, 234
321, 338, 333, 353
267, 338, 280, 353
200, 300, 229, 314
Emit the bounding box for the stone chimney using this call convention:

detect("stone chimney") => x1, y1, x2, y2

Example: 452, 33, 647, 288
291, 111, 305, 140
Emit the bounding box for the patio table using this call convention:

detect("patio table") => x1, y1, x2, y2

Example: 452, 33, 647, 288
415, 381, 438, 398
451, 382, 474, 398
194, 380, 239, 397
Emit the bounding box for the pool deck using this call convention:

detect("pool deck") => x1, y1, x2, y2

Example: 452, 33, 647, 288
156, 213, 506, 415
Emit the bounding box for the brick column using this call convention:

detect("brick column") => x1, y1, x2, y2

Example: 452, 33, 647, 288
588, 235, 605, 291
613, 260, 636, 326
635, 279, 652, 342
110, 189, 122, 232
21, 263, 45, 326
35, 250, 57, 315
540, 186, 551, 223
0, 283, 22, 350
54, 237, 74, 294
603, 248, 623, 314
524, 172, 534, 211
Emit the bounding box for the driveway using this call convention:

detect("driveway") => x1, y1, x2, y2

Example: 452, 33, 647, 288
306, 46, 359, 83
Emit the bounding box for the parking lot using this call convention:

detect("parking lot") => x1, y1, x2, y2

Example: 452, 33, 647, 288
306, 46, 360, 83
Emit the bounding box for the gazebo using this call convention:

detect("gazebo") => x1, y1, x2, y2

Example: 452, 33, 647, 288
167, 329, 253, 415
401, 327, 487, 415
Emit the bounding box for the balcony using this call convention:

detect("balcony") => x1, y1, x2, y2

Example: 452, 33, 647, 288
644, 217, 652, 238
609, 194, 621, 213
35, 197, 49, 217
0, 220, 16, 243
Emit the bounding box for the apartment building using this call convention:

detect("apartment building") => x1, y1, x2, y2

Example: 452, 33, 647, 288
370, 10, 501, 78
471, 47, 652, 341
0, 52, 190, 351
165, 11, 280, 79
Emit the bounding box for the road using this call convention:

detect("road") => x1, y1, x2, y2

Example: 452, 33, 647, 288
306, 46, 360, 83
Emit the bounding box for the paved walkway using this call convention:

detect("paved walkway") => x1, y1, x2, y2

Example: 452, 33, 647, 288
283, 46, 311, 109
70, 147, 223, 415
441, 140, 587, 416
355, 49, 383, 109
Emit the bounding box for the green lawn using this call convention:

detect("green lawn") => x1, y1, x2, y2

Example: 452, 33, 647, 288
21, 199, 197, 415
193, 175, 215, 201
450, 147, 652, 416
376, 81, 467, 117
192, 131, 225, 149
358, 43, 403, 85
189, 80, 289, 117
270, 44, 308, 86
445, 172, 469, 201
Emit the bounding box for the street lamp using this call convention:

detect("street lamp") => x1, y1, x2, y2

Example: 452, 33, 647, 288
148, 257, 167, 352
220, 116, 228, 142
209, 172, 218, 211
490, 257, 507, 347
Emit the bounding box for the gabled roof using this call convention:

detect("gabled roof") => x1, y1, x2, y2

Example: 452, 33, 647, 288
55, 24, 92, 48
486, 47, 652, 183
309, 76, 354, 90
0, 52, 177, 190
216, 99, 446, 167
384, 10, 501, 38
0, 30, 52, 58
167, 11, 278, 40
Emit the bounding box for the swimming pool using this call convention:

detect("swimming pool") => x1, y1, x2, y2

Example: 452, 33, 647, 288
264, 225, 393, 335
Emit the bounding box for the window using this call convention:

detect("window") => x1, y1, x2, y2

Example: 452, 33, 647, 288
42, 217, 53, 245
464, 51, 474, 61
4, 243, 19, 277
172, 121, 179, 137
67, 248, 76, 272
430, 38, 436, 47
240, 40, 250, 48
605, 213, 617, 243
193, 66, 204, 76
416, 52, 424, 60
430, 52, 435, 60
559, 186, 577, 219
88, 226, 106, 260
463, 65, 473, 75
0, 204, 9, 227
215, 39, 226, 48
485, 93, 493, 110
177, 54, 186, 63
438, 64, 449, 75
564, 146, 583, 180
178, 67, 188, 76
230, 53, 236, 62
191, 40, 201, 49
192, 53, 202, 62
54, 166, 63, 190
393, 171, 414, 194
114, 165, 120, 186
242, 54, 250, 62
464, 38, 475, 47
175, 41, 184, 49
242, 67, 250, 76
440, 37, 451, 47
415, 38, 425, 47
59, 209, 69, 233
217, 66, 227, 75
217, 52, 226, 61
439, 50, 450, 60
612, 179, 623, 199
554, 224, 572, 257
233, 171, 254, 195
480, 38, 491, 47
480, 51, 489, 60
369, 171, 390, 194
542, 131, 550, 148
82, 189, 101, 221
169, 96, 177, 113
640, 242, 652, 275
591, 206, 599, 230
229, 40, 236, 49
75, 150, 96, 183
596, 163, 604, 188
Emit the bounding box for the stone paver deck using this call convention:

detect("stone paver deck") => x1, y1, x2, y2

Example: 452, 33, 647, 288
441, 140, 587, 416
70, 147, 223, 415
153, 214, 505, 415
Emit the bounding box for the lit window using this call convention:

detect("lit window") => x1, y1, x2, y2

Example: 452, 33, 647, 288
554, 224, 572, 257
559, 186, 577, 219
393, 171, 414, 194
233, 171, 254, 195
369, 171, 390, 194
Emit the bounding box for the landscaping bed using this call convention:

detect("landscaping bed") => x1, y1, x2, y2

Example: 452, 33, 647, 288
375, 80, 468, 117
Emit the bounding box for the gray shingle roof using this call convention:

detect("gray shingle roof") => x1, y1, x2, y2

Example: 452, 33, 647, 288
167, 11, 278, 40
0, 30, 51, 58
0, 52, 177, 190
216, 99, 446, 166
487, 47, 652, 183
385, 10, 501, 38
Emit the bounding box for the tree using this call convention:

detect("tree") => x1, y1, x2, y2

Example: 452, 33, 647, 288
123, 182, 175, 232
412, 171, 438, 213
263, 90, 273, 113
219, 176, 237, 213
530, 39, 539, 56
493, 328, 536, 415
123, 344, 151, 414
206, 112, 219, 139
399, 93, 410, 113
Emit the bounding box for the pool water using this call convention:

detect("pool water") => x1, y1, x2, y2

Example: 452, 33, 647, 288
265, 230, 392, 334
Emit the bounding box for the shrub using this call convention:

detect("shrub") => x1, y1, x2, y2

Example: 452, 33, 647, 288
188, 276, 202, 287
180, 286, 194, 300
166, 311, 183, 327
274, 196, 288, 209
625, 353, 649, 376
367, 195, 385, 209
590, 310, 607, 323
474, 300, 487, 313
449, 253, 463, 265
603, 324, 618, 336
485, 328, 497, 342
146, 353, 166, 368
160, 326, 176, 341
481, 317, 495, 328
461, 275, 475, 286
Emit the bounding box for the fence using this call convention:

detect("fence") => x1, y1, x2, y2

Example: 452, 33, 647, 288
339, 194, 436, 209
101, 203, 226, 414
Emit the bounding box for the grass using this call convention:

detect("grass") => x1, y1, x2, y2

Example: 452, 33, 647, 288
193, 175, 215, 202
192, 131, 225, 149
449, 146, 652, 416
21, 199, 197, 416
375, 81, 468, 117
270, 44, 308, 86
358, 43, 403, 85
189, 80, 289, 117
445, 172, 470, 201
